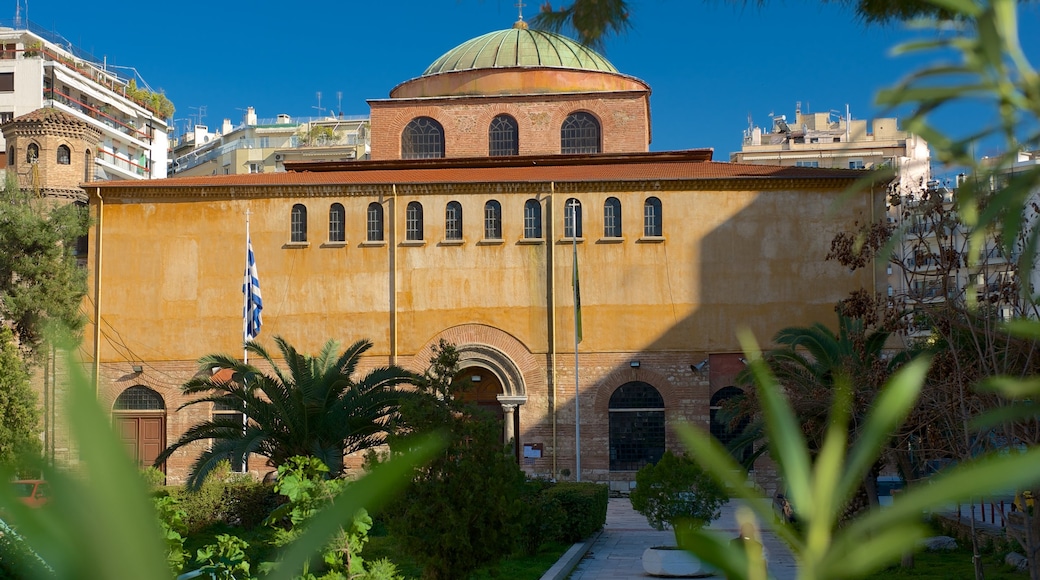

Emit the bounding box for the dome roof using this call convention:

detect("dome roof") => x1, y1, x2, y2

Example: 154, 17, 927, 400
423, 21, 618, 76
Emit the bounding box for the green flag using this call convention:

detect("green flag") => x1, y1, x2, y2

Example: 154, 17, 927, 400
573, 246, 582, 343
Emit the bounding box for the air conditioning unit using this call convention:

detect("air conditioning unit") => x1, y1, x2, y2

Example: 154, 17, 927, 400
274, 153, 284, 162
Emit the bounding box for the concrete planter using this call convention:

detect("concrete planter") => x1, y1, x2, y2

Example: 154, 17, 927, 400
641, 546, 717, 577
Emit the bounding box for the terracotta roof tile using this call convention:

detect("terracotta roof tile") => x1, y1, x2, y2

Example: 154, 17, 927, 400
101, 151, 866, 190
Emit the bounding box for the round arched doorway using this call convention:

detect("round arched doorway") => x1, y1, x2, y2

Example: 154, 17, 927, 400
454, 365, 522, 460
113, 385, 167, 471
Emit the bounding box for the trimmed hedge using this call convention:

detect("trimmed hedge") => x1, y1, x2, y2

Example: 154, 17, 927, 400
543, 482, 609, 543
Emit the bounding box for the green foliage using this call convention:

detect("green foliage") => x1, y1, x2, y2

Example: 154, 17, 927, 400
139, 465, 167, 490
171, 461, 276, 533
157, 336, 418, 489
259, 455, 404, 580
123, 78, 176, 119
0, 326, 41, 476
0, 178, 90, 361
674, 331, 1040, 580
383, 339, 527, 580
196, 533, 251, 580
153, 495, 189, 573
629, 451, 728, 543
517, 480, 566, 555
541, 481, 608, 543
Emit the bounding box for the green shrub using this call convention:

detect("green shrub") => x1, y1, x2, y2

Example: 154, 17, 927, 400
543, 481, 609, 543
517, 480, 566, 555
170, 461, 277, 533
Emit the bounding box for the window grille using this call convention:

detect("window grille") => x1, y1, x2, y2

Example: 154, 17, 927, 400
608, 382, 665, 471
401, 117, 444, 159
604, 197, 621, 237
523, 199, 542, 239
484, 200, 502, 239
367, 203, 384, 242
561, 112, 600, 154
489, 114, 519, 156
406, 202, 424, 241
445, 201, 463, 240
329, 203, 345, 242
291, 204, 307, 242
113, 386, 165, 411
564, 198, 583, 238
644, 197, 662, 237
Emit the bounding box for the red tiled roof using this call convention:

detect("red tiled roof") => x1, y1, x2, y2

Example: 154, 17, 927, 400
98, 150, 867, 190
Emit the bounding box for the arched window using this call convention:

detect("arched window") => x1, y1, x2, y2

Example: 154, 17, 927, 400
609, 381, 665, 471
84, 149, 91, 181
401, 117, 444, 159
57, 144, 71, 165
7, 146, 13, 168
484, 200, 502, 239
406, 201, 424, 241
445, 201, 463, 240
564, 198, 582, 238
710, 386, 751, 465
367, 202, 384, 242
604, 197, 621, 237
488, 114, 518, 156
644, 197, 662, 237
560, 112, 600, 154
523, 199, 542, 239
291, 204, 308, 242
26, 143, 38, 163
328, 203, 345, 242
113, 386, 165, 411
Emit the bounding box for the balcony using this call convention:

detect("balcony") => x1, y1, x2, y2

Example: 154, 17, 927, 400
96, 149, 148, 180
47, 89, 152, 146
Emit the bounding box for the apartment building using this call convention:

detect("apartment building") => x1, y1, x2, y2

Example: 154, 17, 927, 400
169, 107, 369, 177
0, 21, 169, 184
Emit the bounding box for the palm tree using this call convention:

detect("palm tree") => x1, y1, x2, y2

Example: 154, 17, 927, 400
155, 336, 417, 489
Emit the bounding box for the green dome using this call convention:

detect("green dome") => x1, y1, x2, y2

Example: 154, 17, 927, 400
422, 22, 618, 76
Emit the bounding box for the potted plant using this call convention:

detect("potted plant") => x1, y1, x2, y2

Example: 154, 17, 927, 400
630, 450, 729, 577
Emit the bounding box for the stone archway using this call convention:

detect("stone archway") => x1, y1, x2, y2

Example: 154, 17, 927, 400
454, 343, 528, 459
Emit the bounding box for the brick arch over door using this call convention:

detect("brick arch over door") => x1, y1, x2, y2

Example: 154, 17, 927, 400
414, 323, 542, 405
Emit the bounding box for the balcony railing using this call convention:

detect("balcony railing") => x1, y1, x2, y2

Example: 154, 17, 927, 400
97, 149, 148, 177
46, 88, 151, 143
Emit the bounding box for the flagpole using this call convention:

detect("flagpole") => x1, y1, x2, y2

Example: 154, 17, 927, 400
571, 199, 581, 482
244, 209, 250, 365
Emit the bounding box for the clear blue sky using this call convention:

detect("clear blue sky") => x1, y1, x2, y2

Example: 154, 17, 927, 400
26, 0, 1039, 161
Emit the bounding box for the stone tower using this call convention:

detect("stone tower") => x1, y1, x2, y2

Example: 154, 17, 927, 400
2, 107, 102, 202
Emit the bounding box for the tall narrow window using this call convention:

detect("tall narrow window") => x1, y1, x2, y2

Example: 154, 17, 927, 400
644, 197, 662, 237
26, 143, 38, 163
445, 201, 463, 240
7, 147, 13, 168
84, 149, 91, 181
484, 200, 502, 239
609, 381, 665, 471
291, 204, 308, 242
604, 197, 621, 237
401, 117, 444, 159
406, 202, 424, 241
561, 112, 600, 154
523, 199, 542, 239
488, 114, 518, 156
564, 198, 582, 239
57, 144, 71, 165
328, 203, 345, 242
367, 202, 384, 242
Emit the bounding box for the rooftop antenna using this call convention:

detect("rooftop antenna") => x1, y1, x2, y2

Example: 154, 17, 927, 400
336, 91, 343, 116
189, 105, 207, 127
313, 91, 325, 117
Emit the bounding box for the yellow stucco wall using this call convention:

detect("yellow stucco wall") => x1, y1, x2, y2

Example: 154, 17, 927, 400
86, 179, 877, 365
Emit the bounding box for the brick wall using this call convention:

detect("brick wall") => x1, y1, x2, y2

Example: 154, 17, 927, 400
370, 92, 650, 160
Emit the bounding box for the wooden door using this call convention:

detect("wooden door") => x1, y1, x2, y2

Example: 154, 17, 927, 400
115, 415, 166, 471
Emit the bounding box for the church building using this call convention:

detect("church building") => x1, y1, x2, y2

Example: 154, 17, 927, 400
81, 19, 881, 489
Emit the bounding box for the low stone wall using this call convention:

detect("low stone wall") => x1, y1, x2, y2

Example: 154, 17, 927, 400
932, 512, 1017, 554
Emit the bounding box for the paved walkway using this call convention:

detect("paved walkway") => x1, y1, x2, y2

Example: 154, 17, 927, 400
555, 498, 798, 580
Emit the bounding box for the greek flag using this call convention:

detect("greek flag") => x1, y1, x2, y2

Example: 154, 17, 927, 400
243, 238, 263, 342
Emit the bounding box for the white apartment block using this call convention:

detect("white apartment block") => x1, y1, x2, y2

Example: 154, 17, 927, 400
170, 107, 369, 177
0, 22, 169, 181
